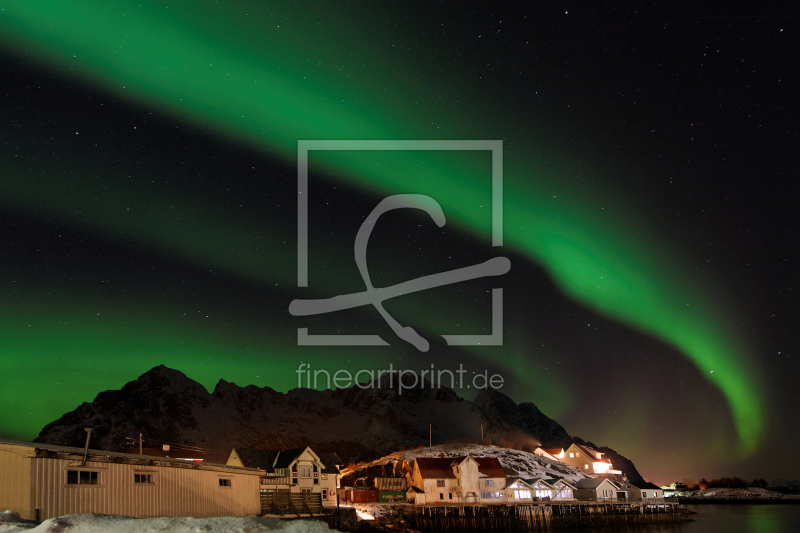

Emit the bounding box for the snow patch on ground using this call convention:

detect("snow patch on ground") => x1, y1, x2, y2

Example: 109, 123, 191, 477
0, 514, 333, 533
690, 487, 786, 499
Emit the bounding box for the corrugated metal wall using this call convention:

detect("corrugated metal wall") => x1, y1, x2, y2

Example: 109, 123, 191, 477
0, 446, 34, 519
30, 457, 261, 520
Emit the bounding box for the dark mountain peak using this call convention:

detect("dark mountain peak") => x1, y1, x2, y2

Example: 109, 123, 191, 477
35, 366, 641, 478
474, 387, 518, 415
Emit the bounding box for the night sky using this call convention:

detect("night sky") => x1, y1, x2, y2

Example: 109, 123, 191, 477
1, 2, 797, 485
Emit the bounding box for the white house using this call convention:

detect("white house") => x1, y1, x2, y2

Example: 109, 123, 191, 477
0, 438, 263, 521
560, 443, 622, 475
544, 478, 576, 501
227, 446, 341, 511
573, 478, 621, 501
621, 481, 664, 501
408, 455, 506, 505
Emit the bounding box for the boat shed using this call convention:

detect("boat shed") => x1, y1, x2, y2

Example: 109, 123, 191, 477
0, 438, 264, 521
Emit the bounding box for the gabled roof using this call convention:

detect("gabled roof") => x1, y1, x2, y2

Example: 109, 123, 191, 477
574, 478, 619, 490
234, 449, 281, 471
318, 451, 344, 474
522, 478, 554, 489
569, 443, 612, 464
474, 457, 505, 478
414, 457, 457, 479
627, 481, 662, 491
273, 448, 308, 469
232, 446, 336, 473
506, 478, 534, 489
543, 478, 577, 490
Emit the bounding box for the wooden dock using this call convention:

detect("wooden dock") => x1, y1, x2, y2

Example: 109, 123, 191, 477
411, 501, 685, 531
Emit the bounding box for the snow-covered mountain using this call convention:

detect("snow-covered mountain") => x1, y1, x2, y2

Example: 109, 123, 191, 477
33, 365, 641, 480
341, 443, 593, 486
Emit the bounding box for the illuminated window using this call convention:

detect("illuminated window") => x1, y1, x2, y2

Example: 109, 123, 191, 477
585, 464, 589, 469
67, 470, 98, 485
569, 453, 574, 458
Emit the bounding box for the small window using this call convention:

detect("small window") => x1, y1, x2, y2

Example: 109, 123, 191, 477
67, 470, 98, 485
569, 453, 574, 458
219, 479, 232, 487
486, 479, 493, 487
585, 464, 589, 469
642, 491, 647, 498
575, 453, 580, 457
437, 480, 445, 487
321, 488, 328, 500
134, 473, 154, 484
448, 493, 452, 500
301, 466, 311, 478
439, 493, 444, 500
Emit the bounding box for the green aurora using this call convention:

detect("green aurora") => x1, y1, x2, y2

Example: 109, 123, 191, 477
0, 1, 763, 456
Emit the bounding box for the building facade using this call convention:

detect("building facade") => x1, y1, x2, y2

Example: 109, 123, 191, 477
0, 439, 263, 521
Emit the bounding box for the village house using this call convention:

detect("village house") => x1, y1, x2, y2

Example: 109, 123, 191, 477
227, 446, 342, 514
558, 443, 622, 475
620, 481, 664, 501
545, 478, 576, 501
407, 455, 506, 505
0, 438, 263, 521
573, 478, 623, 502
505, 478, 535, 502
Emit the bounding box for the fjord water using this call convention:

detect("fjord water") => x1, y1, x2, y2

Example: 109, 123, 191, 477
567, 504, 800, 533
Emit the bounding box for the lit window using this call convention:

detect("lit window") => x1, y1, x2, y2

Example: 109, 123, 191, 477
67, 470, 98, 485
219, 479, 232, 487
569, 453, 574, 458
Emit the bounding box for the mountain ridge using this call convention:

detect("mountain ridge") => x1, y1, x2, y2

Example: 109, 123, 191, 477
34, 365, 642, 480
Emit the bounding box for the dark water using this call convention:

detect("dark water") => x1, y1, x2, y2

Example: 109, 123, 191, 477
566, 504, 800, 533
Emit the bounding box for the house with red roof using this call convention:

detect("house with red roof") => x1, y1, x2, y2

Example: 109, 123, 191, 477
407, 455, 506, 505
559, 443, 621, 475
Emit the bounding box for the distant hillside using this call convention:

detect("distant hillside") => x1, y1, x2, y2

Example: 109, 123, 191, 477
34, 365, 642, 481
341, 443, 593, 487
